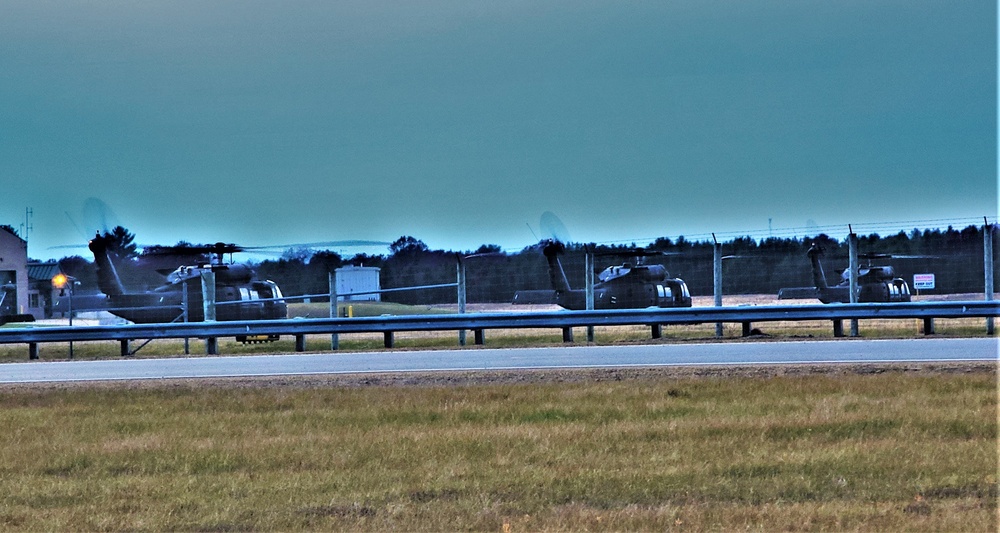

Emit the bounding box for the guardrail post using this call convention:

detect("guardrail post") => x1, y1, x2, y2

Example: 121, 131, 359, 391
384, 332, 394, 348
120, 339, 130, 357
922, 318, 935, 335
29, 343, 38, 360
741, 322, 751, 337
295, 334, 306, 352
833, 320, 844, 337
474, 329, 485, 345
562, 327, 573, 343
651, 324, 662, 339
206, 337, 218, 355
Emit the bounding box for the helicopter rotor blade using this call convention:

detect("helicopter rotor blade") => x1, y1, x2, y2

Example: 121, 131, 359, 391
81, 197, 121, 236
540, 211, 571, 244
242, 240, 392, 251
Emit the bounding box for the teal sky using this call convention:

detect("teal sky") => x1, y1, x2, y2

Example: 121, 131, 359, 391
2, 1, 996, 260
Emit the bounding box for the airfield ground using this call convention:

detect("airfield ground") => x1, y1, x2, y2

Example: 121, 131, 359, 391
1, 295, 996, 531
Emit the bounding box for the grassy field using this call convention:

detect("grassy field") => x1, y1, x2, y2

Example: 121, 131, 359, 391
0, 368, 995, 531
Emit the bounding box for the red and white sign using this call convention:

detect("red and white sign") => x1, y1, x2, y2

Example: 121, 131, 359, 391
913, 273, 935, 290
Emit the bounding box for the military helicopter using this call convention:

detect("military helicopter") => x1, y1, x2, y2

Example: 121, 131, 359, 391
513, 239, 692, 310
88, 234, 288, 338
777, 243, 912, 303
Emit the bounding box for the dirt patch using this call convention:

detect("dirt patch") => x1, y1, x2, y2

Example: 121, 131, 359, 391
4, 361, 994, 392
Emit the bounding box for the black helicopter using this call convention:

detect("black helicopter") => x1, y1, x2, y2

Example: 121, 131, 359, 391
88, 234, 288, 329
777, 243, 912, 303
513, 239, 692, 310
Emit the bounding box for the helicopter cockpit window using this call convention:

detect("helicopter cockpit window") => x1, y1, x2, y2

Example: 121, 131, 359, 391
255, 283, 274, 299
657, 285, 673, 300
894, 280, 910, 296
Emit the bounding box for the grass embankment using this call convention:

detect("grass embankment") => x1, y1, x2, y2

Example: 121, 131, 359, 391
1, 370, 995, 531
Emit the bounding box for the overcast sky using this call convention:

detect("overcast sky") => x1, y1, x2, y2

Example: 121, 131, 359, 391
2, 1, 996, 261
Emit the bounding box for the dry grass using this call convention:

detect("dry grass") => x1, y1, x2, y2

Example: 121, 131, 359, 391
0, 369, 995, 531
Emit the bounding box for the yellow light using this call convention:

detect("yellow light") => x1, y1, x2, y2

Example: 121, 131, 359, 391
52, 273, 68, 288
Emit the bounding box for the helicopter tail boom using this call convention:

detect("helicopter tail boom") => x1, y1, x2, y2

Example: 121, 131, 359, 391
542, 240, 572, 294
88, 233, 126, 296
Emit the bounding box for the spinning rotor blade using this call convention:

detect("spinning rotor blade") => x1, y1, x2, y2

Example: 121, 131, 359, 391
540, 211, 571, 244
81, 197, 121, 236
857, 252, 939, 260
245, 240, 392, 251
593, 248, 683, 258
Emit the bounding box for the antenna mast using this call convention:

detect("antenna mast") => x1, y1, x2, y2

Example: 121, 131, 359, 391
20, 207, 33, 241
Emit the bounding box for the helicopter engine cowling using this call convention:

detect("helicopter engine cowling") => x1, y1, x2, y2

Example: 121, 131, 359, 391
638, 264, 668, 282
215, 264, 253, 285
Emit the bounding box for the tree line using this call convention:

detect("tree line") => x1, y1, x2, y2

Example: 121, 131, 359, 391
52, 225, 997, 304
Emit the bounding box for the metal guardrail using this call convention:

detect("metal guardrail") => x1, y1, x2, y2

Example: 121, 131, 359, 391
2, 301, 998, 359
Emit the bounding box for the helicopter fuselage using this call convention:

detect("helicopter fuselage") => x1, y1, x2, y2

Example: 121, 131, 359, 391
94, 279, 287, 323
778, 244, 912, 303
88, 234, 288, 324
513, 242, 693, 309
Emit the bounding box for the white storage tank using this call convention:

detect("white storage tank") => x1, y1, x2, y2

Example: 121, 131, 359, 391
335, 266, 381, 301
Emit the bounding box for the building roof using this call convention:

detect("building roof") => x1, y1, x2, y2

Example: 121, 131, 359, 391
0, 225, 26, 245
27, 262, 62, 282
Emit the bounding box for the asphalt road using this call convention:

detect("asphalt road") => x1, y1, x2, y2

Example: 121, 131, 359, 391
0, 338, 996, 384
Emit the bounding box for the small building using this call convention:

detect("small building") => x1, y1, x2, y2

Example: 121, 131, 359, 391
335, 265, 381, 301
26, 261, 64, 319
0, 226, 29, 317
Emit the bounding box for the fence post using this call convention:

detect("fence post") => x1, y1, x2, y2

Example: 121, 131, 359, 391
182, 280, 190, 355
586, 250, 595, 342
329, 272, 339, 350
848, 230, 859, 337
713, 237, 723, 337
457, 256, 466, 346
985, 222, 995, 335
201, 271, 218, 355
